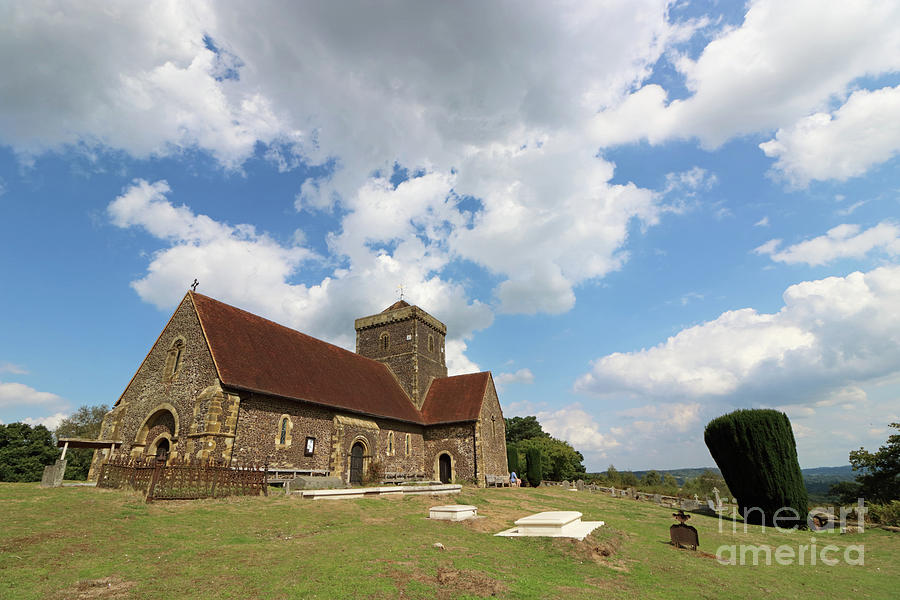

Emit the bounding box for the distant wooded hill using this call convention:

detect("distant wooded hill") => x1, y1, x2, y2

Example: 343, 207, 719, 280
586, 465, 858, 502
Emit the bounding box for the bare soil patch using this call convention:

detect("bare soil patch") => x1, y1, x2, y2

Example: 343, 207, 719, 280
57, 576, 135, 600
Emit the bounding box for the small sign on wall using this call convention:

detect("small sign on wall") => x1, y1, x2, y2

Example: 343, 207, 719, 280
305, 437, 316, 456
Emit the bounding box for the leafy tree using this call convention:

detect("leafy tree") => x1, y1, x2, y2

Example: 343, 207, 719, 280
705, 409, 808, 527
846, 422, 900, 503
525, 447, 543, 487
829, 480, 863, 505
0, 423, 59, 482
619, 471, 638, 487
506, 442, 520, 475
54, 404, 109, 480
641, 470, 662, 487
662, 473, 679, 489
504, 416, 549, 444
605, 464, 620, 485
517, 436, 585, 481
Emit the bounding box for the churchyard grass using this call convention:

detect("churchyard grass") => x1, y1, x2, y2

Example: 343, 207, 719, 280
0, 483, 897, 599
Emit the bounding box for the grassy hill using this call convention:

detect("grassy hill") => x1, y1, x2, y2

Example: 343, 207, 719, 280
1, 482, 896, 599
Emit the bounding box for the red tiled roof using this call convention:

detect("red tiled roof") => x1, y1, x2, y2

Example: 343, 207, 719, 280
382, 300, 410, 312
191, 293, 424, 424
420, 372, 490, 424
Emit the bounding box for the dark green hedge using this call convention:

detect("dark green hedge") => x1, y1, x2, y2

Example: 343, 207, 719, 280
705, 409, 808, 527
525, 447, 543, 487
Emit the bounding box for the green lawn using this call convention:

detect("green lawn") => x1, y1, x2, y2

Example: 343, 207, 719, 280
0, 483, 897, 599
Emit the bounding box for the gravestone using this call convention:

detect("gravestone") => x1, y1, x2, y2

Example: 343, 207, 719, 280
40, 459, 66, 488
576, 479, 584, 491
562, 480, 570, 488
652, 493, 662, 504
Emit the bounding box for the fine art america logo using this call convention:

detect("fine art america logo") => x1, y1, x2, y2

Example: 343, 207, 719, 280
714, 499, 866, 566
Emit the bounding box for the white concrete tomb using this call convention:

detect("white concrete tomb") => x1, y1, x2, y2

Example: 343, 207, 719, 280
495, 511, 604, 540
430, 504, 478, 521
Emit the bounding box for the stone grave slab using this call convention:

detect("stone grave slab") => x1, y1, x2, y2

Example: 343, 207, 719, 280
429, 504, 478, 521
495, 511, 604, 540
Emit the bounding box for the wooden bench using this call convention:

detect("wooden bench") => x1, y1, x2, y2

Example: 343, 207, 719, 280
485, 474, 510, 487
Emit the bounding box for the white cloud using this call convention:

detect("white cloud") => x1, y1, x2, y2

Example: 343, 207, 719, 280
7, 2, 691, 316
761, 85, 900, 186
592, 1, 900, 156
0, 1, 298, 168
0, 362, 28, 375
755, 216, 770, 227
537, 405, 620, 455
108, 179, 493, 369
754, 221, 900, 266
618, 402, 702, 433
494, 368, 535, 388
575, 266, 900, 407
22, 412, 69, 431
0, 380, 66, 410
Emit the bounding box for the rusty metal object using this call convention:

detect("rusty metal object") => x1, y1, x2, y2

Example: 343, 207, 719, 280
670, 509, 699, 550
97, 455, 268, 502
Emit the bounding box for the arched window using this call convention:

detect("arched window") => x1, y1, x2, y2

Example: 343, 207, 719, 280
405, 433, 411, 456
275, 414, 293, 448
387, 431, 394, 455
164, 337, 185, 380
380, 332, 390, 351
428, 335, 435, 353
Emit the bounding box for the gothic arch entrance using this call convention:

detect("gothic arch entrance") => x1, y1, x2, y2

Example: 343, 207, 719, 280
154, 437, 170, 460
349, 441, 365, 485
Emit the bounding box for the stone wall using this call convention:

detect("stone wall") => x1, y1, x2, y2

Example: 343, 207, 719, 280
476, 379, 509, 482
91, 294, 221, 477
424, 423, 475, 482
233, 393, 335, 470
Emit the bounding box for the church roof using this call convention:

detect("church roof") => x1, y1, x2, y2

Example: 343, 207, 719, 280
191, 293, 425, 424
382, 299, 410, 312
420, 372, 492, 424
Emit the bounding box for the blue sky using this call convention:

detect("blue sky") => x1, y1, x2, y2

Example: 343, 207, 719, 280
2, 1, 899, 471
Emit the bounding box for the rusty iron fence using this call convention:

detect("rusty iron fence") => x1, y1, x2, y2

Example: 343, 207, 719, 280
97, 456, 268, 502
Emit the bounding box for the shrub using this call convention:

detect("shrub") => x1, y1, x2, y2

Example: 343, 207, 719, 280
704, 409, 808, 527
525, 447, 543, 487
868, 501, 900, 527
506, 443, 519, 475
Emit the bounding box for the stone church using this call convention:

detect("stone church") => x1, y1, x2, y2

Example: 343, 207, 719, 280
90, 292, 509, 486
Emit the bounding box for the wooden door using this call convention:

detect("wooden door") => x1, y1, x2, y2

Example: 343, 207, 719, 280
439, 453, 451, 484
350, 442, 364, 484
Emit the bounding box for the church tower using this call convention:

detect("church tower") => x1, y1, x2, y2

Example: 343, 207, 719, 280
354, 300, 448, 409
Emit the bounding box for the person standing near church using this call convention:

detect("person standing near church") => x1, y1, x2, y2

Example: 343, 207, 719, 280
510, 471, 519, 487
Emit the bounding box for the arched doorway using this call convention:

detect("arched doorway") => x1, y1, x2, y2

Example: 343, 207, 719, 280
439, 453, 452, 484
349, 442, 365, 484
154, 438, 170, 460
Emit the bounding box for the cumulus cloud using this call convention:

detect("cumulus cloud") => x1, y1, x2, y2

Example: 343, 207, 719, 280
0, 380, 66, 410
536, 405, 620, 455
754, 221, 900, 266
108, 179, 492, 370
22, 412, 69, 431
8, 2, 691, 316
592, 1, 900, 165
494, 368, 535, 388
575, 266, 900, 406
761, 85, 900, 186
618, 402, 702, 433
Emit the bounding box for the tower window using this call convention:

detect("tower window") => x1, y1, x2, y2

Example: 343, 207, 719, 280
387, 431, 394, 455
428, 335, 435, 353
380, 332, 390, 350
280, 418, 288, 445
275, 414, 293, 448
405, 433, 411, 456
